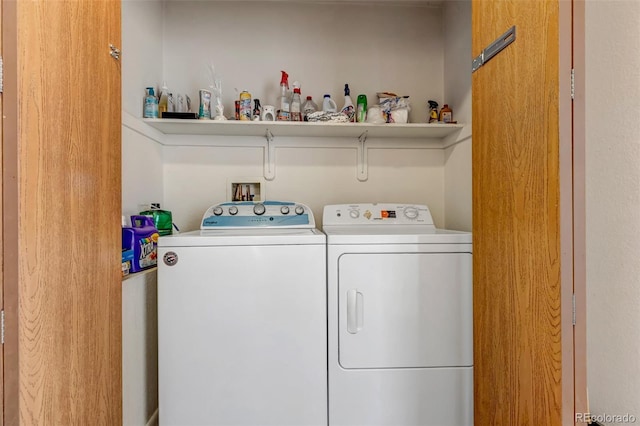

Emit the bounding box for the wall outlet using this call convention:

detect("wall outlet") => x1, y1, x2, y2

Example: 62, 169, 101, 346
227, 177, 265, 202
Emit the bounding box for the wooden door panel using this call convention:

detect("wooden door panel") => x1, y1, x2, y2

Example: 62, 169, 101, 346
3, 0, 122, 423
0, 0, 3, 422
472, 1, 563, 425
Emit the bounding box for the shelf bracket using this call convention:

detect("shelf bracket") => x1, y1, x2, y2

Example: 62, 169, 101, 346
263, 129, 276, 181
357, 131, 368, 182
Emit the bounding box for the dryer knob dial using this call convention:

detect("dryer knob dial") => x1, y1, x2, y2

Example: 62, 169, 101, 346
228, 206, 238, 215
280, 206, 290, 215
213, 206, 224, 216
253, 203, 266, 216
404, 206, 419, 220
349, 210, 360, 219
294, 205, 305, 215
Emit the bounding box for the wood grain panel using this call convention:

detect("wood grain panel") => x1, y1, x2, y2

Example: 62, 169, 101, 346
11, 0, 122, 423
3, 1, 19, 423
0, 0, 4, 422
472, 1, 563, 424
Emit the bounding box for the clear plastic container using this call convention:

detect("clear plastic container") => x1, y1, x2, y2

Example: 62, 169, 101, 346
290, 82, 302, 122
302, 96, 318, 121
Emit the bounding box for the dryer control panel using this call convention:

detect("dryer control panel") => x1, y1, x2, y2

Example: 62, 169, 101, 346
201, 201, 315, 229
323, 203, 434, 226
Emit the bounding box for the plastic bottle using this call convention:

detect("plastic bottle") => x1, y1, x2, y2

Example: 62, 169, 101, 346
439, 104, 453, 123
356, 94, 367, 123
158, 82, 169, 118
143, 87, 159, 118
276, 70, 290, 121
253, 99, 262, 121
341, 84, 355, 122
140, 203, 173, 236
428, 100, 439, 123
290, 82, 302, 122
124, 215, 159, 272
322, 94, 337, 112
239, 90, 252, 121
302, 96, 318, 121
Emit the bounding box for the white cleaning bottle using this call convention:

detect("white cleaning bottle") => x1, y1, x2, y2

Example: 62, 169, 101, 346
341, 83, 355, 122
322, 94, 337, 112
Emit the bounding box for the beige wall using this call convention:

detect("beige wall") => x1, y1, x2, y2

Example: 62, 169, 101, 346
586, 0, 640, 423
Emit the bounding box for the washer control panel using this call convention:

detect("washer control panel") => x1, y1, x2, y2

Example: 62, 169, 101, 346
201, 201, 315, 229
322, 203, 434, 226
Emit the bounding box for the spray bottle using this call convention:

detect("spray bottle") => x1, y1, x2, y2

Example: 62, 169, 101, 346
276, 71, 290, 121
341, 83, 355, 122
290, 81, 302, 122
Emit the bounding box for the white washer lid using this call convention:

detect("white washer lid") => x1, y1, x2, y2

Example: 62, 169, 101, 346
158, 228, 325, 247
322, 225, 471, 245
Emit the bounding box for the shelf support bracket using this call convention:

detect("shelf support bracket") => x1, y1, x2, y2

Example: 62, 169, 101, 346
357, 131, 368, 182
264, 129, 276, 181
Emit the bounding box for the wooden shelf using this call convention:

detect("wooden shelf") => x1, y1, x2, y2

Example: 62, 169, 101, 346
142, 118, 464, 140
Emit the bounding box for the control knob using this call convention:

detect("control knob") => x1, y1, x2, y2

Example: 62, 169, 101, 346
294, 205, 305, 215
229, 206, 238, 216
253, 203, 266, 216
349, 210, 360, 219
404, 206, 419, 220
280, 206, 290, 215
213, 206, 223, 216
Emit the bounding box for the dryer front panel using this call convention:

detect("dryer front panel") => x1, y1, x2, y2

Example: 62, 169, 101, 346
338, 252, 472, 369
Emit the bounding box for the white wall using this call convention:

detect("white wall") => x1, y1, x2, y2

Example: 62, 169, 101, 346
122, 0, 164, 117
586, 0, 640, 423
158, 1, 454, 230
443, 0, 471, 232
122, 0, 165, 219
122, 271, 159, 426
161, 1, 444, 124
163, 142, 445, 230
121, 2, 164, 425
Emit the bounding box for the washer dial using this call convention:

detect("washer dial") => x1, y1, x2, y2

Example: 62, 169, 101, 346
253, 203, 266, 216
404, 206, 419, 220
349, 210, 360, 219
228, 206, 238, 215
280, 206, 290, 215
213, 206, 223, 216
295, 205, 305, 215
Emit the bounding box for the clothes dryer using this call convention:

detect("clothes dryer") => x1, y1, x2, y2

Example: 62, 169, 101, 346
158, 201, 326, 426
323, 203, 473, 426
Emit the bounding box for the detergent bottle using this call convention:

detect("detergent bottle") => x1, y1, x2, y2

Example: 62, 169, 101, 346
322, 94, 337, 112
123, 215, 159, 273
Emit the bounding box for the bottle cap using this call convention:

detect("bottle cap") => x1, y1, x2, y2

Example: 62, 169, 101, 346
324, 94, 330, 98
344, 84, 350, 95
306, 96, 313, 100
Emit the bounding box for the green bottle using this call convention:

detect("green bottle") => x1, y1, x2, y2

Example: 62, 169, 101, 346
140, 203, 173, 236
356, 94, 367, 123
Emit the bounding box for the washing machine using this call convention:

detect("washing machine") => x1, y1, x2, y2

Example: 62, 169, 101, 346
323, 203, 473, 426
157, 201, 327, 426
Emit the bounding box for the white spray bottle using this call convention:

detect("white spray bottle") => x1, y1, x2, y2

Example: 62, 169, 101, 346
341, 83, 355, 122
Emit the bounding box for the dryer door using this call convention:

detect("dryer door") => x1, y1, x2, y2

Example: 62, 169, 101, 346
338, 252, 472, 369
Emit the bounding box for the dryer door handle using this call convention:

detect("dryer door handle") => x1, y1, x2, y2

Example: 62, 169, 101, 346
347, 289, 364, 334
